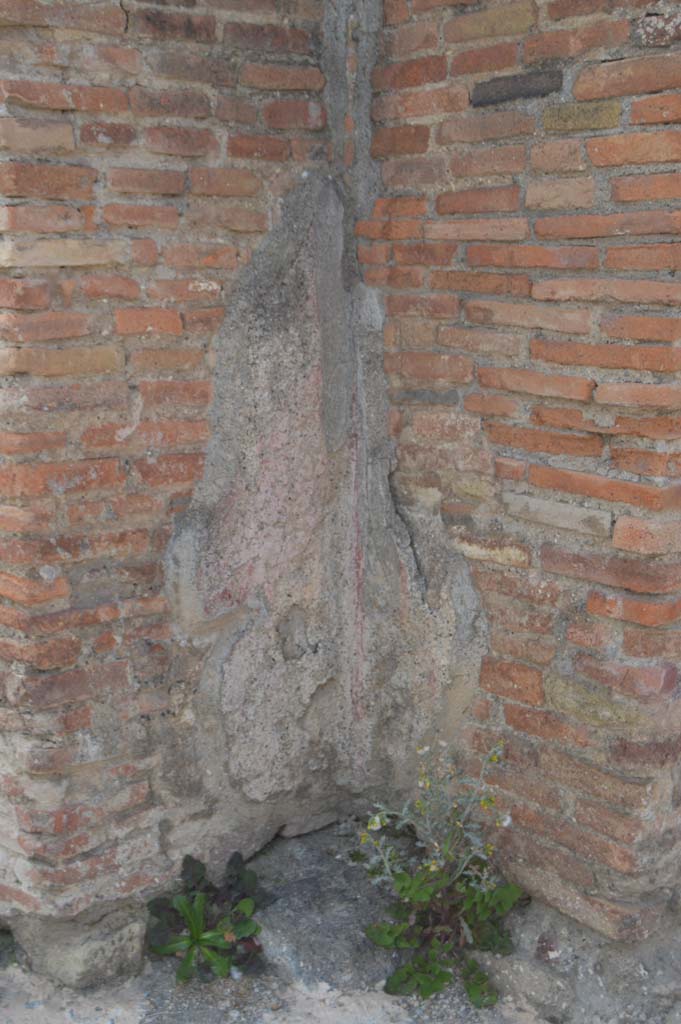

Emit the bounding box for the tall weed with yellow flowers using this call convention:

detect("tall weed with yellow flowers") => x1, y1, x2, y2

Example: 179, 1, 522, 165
359, 743, 524, 1008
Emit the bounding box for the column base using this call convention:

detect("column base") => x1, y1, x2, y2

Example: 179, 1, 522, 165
12, 903, 147, 989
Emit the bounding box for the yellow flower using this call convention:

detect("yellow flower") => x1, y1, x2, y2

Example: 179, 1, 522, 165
360, 832, 370, 844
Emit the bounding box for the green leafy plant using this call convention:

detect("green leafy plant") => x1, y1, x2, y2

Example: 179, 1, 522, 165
148, 852, 268, 983
360, 743, 525, 1009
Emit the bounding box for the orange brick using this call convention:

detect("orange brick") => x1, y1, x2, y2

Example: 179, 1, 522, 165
371, 125, 430, 157
613, 517, 681, 556
575, 54, 681, 101
468, 242, 597, 270
467, 299, 592, 334
240, 63, 325, 91
372, 55, 446, 92
587, 131, 681, 167
480, 657, 544, 706
530, 465, 677, 511
108, 167, 185, 195
384, 351, 473, 383
437, 185, 520, 214
115, 308, 183, 336
479, 367, 593, 401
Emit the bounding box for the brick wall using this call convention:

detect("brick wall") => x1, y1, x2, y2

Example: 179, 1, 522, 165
365, 0, 681, 940
0, 0, 328, 921
3, 0, 681, 958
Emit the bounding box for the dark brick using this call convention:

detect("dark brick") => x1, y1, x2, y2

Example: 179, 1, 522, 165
471, 67, 563, 107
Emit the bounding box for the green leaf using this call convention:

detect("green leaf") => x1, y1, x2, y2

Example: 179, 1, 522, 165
234, 919, 259, 940
172, 895, 196, 931
201, 945, 232, 979
200, 931, 234, 950
151, 935, 192, 956
234, 897, 255, 919
365, 922, 417, 950
176, 946, 199, 983
384, 963, 420, 996
462, 959, 498, 1009
181, 855, 207, 893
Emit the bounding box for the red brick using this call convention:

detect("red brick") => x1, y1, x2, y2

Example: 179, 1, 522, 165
437, 185, 519, 215
0, 162, 96, 200
531, 465, 678, 511
164, 243, 238, 270
108, 168, 185, 196
525, 20, 629, 63
103, 204, 179, 229
14, 662, 128, 710
115, 308, 183, 336
371, 125, 430, 158
228, 134, 290, 161
0, 79, 71, 110
393, 242, 457, 265
631, 94, 681, 126
240, 63, 325, 91
468, 243, 598, 270
0, 204, 93, 233
222, 21, 310, 53
485, 422, 603, 457
548, 0, 611, 16
450, 144, 525, 177
536, 210, 681, 238
464, 393, 519, 418
495, 457, 526, 481
480, 657, 544, 706
134, 453, 205, 489
146, 126, 217, 157
603, 314, 681, 344
612, 517, 681, 556
431, 270, 530, 297
384, 351, 473, 383
0, 1, 126, 35
129, 88, 208, 118
478, 367, 593, 401
0, 459, 123, 498
0, 279, 49, 309
576, 653, 677, 702
606, 243, 681, 272
0, 571, 69, 606
263, 99, 326, 131
444, 2, 536, 43
612, 172, 681, 204
426, 217, 528, 242
531, 338, 681, 374
439, 110, 534, 144
575, 54, 681, 101
587, 131, 681, 167
451, 41, 518, 75
216, 96, 258, 125
129, 9, 216, 43
587, 591, 681, 628
372, 55, 447, 92
541, 544, 681, 594
595, 383, 681, 409
80, 275, 140, 300
438, 327, 523, 357
531, 139, 586, 174
372, 84, 468, 121
0, 311, 90, 343
0, 346, 123, 377
467, 299, 592, 334
70, 86, 129, 115
526, 178, 595, 210
80, 122, 136, 148
386, 293, 459, 318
